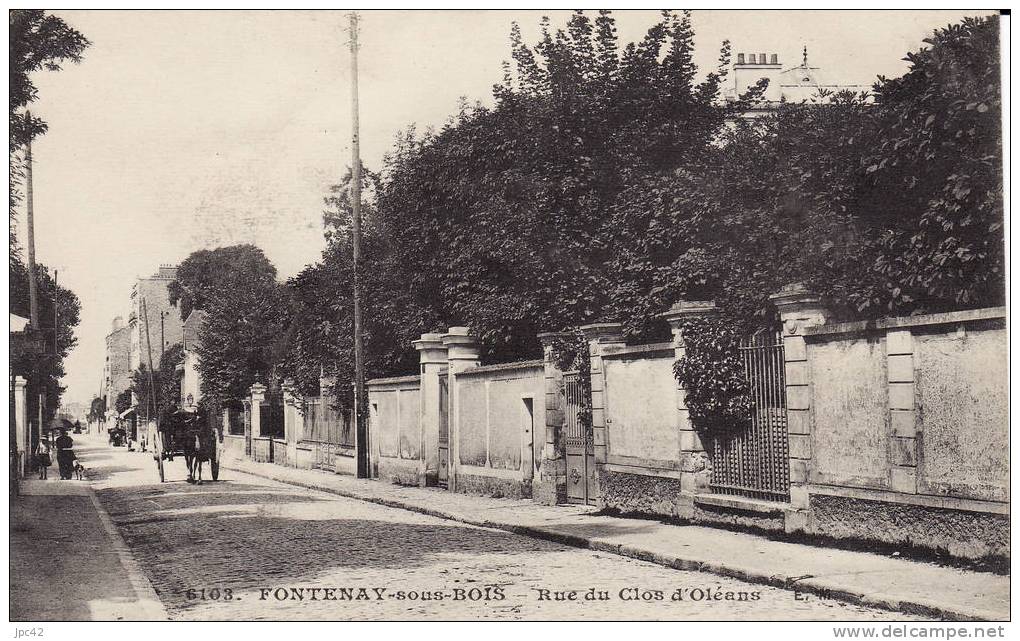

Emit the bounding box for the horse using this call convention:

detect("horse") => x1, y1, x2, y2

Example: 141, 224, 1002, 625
183, 421, 216, 484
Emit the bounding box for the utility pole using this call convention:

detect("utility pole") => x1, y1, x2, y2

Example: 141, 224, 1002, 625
349, 12, 369, 479
24, 111, 39, 329
160, 311, 166, 361
25, 112, 43, 447
53, 269, 58, 354
141, 298, 158, 428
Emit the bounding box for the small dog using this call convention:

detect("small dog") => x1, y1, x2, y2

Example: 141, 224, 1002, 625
73, 461, 87, 481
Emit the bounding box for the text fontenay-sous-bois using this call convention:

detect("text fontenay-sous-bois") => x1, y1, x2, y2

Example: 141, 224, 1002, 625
182, 586, 764, 604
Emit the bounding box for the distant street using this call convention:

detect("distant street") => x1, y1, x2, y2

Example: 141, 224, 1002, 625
74, 439, 915, 621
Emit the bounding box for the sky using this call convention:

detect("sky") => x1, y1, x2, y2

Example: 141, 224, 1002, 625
16, 9, 992, 407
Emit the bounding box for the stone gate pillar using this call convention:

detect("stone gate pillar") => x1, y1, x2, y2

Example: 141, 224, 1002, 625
250, 382, 267, 458
414, 332, 449, 487
661, 301, 719, 502
12, 376, 28, 478
578, 323, 626, 501
441, 327, 481, 493
282, 378, 299, 466
770, 283, 831, 532
534, 331, 572, 505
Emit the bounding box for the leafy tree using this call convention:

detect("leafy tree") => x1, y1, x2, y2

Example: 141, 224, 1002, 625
359, 11, 747, 366
128, 343, 185, 422
168, 244, 279, 320
114, 390, 133, 415
608, 15, 1002, 335
158, 344, 185, 412
129, 364, 158, 420
88, 396, 106, 424
279, 167, 414, 406
191, 246, 289, 406
10, 261, 81, 420
255, 13, 1003, 427
606, 90, 879, 337
9, 10, 90, 151
866, 15, 1003, 312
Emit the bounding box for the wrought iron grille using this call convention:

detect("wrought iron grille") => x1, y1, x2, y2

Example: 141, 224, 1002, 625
707, 329, 790, 502
562, 372, 591, 455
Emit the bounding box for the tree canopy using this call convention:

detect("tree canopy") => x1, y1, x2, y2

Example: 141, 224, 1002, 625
10, 261, 81, 418
88, 396, 106, 424
9, 9, 90, 152
168, 244, 279, 320
129, 343, 185, 422
197, 13, 1003, 413
173, 245, 290, 407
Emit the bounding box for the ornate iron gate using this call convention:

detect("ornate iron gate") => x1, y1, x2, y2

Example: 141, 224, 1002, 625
563, 371, 597, 505
438, 370, 450, 487
707, 330, 790, 502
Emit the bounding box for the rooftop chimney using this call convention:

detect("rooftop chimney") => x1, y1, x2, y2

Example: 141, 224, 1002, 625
770, 53, 778, 65
737, 53, 745, 65
759, 53, 766, 64
748, 53, 756, 64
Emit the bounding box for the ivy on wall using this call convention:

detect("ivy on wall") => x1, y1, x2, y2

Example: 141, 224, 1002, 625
672, 316, 751, 431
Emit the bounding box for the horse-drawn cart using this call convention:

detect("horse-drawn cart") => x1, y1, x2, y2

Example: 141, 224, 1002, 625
153, 408, 220, 483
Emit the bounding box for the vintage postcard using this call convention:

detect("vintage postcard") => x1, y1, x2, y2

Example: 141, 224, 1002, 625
8, 7, 1008, 633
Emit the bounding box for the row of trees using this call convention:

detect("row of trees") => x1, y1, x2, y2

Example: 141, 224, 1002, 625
173, 12, 1002, 415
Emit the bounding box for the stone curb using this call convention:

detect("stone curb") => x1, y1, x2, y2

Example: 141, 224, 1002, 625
86, 482, 170, 621
222, 460, 1002, 622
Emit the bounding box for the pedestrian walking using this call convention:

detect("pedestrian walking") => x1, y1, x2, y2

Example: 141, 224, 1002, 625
35, 439, 51, 480
55, 429, 75, 480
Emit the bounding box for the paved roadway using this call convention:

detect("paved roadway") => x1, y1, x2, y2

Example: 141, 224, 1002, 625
84, 440, 919, 621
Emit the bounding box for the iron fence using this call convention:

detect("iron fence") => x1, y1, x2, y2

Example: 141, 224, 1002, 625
707, 329, 790, 502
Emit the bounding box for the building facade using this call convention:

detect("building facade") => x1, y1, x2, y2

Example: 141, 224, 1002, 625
128, 264, 184, 374
180, 309, 208, 409
103, 316, 131, 409
725, 47, 866, 116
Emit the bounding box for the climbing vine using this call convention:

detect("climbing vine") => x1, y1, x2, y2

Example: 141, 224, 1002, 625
672, 316, 751, 431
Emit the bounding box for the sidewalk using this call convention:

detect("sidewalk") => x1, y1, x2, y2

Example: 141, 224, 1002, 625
10, 444, 167, 622
223, 457, 1009, 622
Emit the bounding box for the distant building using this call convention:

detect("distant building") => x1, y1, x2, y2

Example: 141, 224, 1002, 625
180, 309, 208, 409
725, 47, 867, 117
128, 264, 184, 375
103, 316, 131, 409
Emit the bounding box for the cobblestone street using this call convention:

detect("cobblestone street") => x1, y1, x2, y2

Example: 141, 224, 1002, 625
78, 441, 921, 621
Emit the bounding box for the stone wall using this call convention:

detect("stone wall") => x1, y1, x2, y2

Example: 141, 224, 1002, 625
367, 375, 422, 484
221, 434, 245, 461
584, 297, 1008, 560
452, 361, 544, 498
601, 344, 678, 467
797, 307, 1008, 558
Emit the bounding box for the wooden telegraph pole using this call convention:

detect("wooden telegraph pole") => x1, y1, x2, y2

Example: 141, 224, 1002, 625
349, 12, 369, 478
24, 112, 43, 445
141, 298, 158, 426
24, 111, 39, 330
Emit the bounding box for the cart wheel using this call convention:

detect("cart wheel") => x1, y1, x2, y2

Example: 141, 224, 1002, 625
211, 456, 219, 481
157, 456, 165, 483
